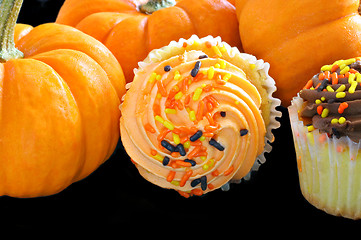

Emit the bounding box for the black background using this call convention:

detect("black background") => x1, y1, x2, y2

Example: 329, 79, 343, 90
1, 0, 360, 234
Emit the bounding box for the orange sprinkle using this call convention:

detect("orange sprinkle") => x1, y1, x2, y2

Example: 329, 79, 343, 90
338, 102, 349, 114
318, 72, 325, 80
331, 64, 339, 73
184, 94, 191, 106
175, 160, 192, 167
182, 42, 188, 48
317, 105, 323, 115
207, 183, 215, 190
187, 146, 202, 159
196, 100, 205, 121
144, 123, 156, 133
180, 136, 189, 144
153, 104, 161, 115
204, 125, 219, 132
223, 165, 234, 176
205, 112, 215, 126
205, 41, 212, 48
206, 95, 220, 108
175, 99, 184, 110
315, 82, 321, 90
157, 128, 171, 141
303, 79, 313, 89
203, 84, 213, 92
324, 71, 330, 80
167, 171, 176, 182
193, 151, 207, 157
171, 152, 180, 158
350, 68, 359, 74
203, 132, 214, 138
212, 169, 220, 176
206, 101, 214, 111
178, 190, 190, 198
190, 140, 202, 146
338, 74, 345, 79
193, 72, 204, 82
157, 80, 167, 97
172, 128, 182, 135
331, 72, 338, 85
180, 169, 193, 187
151, 149, 157, 156
345, 72, 350, 78
191, 188, 203, 196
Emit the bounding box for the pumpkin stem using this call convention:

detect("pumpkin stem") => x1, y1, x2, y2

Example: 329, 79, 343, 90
139, 0, 176, 14
0, 0, 24, 62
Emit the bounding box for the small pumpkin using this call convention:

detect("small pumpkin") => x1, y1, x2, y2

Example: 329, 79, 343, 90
0, 0, 126, 197
236, 0, 361, 105
56, 0, 241, 83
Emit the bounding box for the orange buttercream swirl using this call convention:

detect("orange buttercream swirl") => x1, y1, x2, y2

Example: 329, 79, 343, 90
120, 41, 267, 197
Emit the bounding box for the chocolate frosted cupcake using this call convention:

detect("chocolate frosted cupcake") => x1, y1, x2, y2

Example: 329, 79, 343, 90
289, 57, 361, 219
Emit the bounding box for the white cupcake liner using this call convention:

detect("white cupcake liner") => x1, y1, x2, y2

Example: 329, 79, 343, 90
289, 96, 361, 219
130, 35, 281, 191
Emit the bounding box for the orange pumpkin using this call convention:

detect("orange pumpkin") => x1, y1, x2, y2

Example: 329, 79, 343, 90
0, 0, 126, 197
56, 0, 241, 83
236, 0, 361, 105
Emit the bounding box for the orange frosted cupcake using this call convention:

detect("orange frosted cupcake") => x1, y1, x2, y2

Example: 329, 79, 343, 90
120, 35, 281, 197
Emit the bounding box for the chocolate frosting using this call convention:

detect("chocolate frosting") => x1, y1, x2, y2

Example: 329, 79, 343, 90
299, 58, 361, 142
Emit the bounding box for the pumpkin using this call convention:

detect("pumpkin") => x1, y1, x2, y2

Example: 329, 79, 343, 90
236, 0, 361, 105
0, 0, 126, 197
56, 0, 241, 83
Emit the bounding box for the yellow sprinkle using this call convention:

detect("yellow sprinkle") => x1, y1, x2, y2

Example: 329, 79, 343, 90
156, 93, 162, 99
326, 86, 334, 92
321, 65, 332, 71
186, 107, 191, 113
315, 99, 322, 104
172, 85, 180, 92
214, 63, 221, 69
310, 87, 315, 90
155, 115, 164, 124
212, 45, 222, 57
339, 117, 346, 124
336, 84, 346, 92
165, 108, 177, 114
321, 108, 329, 118
356, 73, 361, 83
307, 125, 315, 132
207, 66, 215, 79
336, 92, 346, 98
250, 64, 256, 70
189, 110, 196, 121
348, 73, 356, 84
223, 73, 232, 81
152, 154, 163, 162
340, 66, 350, 75
349, 81, 358, 94
149, 72, 157, 83
219, 44, 227, 52
171, 180, 180, 186
331, 118, 339, 124
202, 164, 209, 170
199, 136, 206, 141
219, 59, 226, 69
343, 58, 356, 66
156, 74, 162, 81
173, 133, 180, 145
235, 100, 240, 105
201, 83, 206, 88
339, 63, 346, 70
174, 91, 183, 100
184, 141, 191, 149
208, 159, 215, 167
321, 97, 326, 101
192, 87, 203, 101
163, 120, 175, 130
174, 70, 181, 81
200, 156, 207, 161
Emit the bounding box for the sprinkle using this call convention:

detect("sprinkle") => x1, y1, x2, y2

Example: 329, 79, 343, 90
240, 129, 249, 136
161, 140, 176, 152
340, 66, 350, 75
155, 115, 164, 124
190, 178, 201, 187
339, 117, 346, 124
189, 110, 196, 122
200, 176, 207, 190
214, 63, 221, 68
199, 136, 206, 141
205, 41, 212, 48
165, 108, 177, 114
222, 73, 232, 81
315, 99, 322, 104
175, 160, 192, 167
356, 73, 361, 82
144, 123, 156, 133
348, 73, 356, 84
219, 59, 226, 69
303, 79, 313, 89
331, 118, 339, 124
162, 156, 170, 166
176, 144, 186, 156
321, 108, 329, 118
164, 65, 172, 72
331, 64, 339, 72
321, 65, 332, 71
209, 138, 225, 151
156, 74, 162, 81
191, 61, 202, 77
174, 70, 181, 81
338, 102, 349, 114
336, 92, 346, 98
223, 165, 234, 176
167, 171, 176, 182
317, 79, 328, 92
220, 111, 226, 117
212, 45, 222, 57
184, 159, 196, 166
151, 149, 157, 156
182, 42, 188, 48
183, 141, 191, 149
317, 105, 323, 115
307, 125, 315, 132
207, 66, 215, 79
149, 72, 157, 83
190, 130, 203, 142
163, 120, 175, 130
173, 133, 180, 145
321, 97, 326, 101
331, 72, 338, 85
192, 87, 203, 101
349, 81, 358, 93
180, 170, 193, 187
174, 91, 183, 100
152, 154, 163, 162
326, 86, 334, 92
199, 54, 208, 59
336, 84, 346, 92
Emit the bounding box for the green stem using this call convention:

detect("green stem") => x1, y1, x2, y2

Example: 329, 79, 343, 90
0, 0, 24, 62
139, 0, 176, 14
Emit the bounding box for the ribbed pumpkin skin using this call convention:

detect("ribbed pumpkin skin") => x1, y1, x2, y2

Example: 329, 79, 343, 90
0, 23, 125, 198
236, 0, 361, 105
56, 0, 242, 83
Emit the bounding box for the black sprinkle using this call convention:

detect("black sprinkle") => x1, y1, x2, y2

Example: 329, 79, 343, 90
240, 129, 249, 136
191, 178, 201, 187
220, 111, 226, 117
332, 128, 341, 139
164, 65, 172, 72
209, 138, 225, 151
200, 176, 207, 191
161, 140, 175, 152
190, 130, 203, 142
317, 79, 329, 92
184, 159, 196, 166
191, 61, 201, 77
176, 144, 186, 156
198, 54, 208, 59
162, 156, 170, 166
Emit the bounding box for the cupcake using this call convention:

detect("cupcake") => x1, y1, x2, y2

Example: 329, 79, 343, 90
120, 35, 281, 197
289, 57, 361, 219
